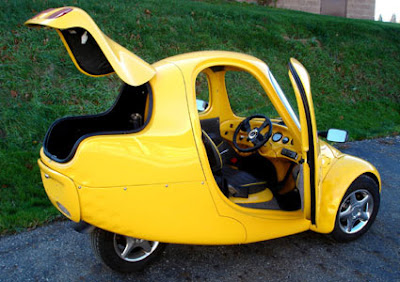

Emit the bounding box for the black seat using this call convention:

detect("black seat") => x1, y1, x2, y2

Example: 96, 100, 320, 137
221, 166, 267, 198
202, 130, 268, 198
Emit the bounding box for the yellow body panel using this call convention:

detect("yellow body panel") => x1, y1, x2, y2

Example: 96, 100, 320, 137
30, 7, 381, 245
36, 51, 313, 244
34, 49, 381, 244
77, 182, 246, 244
39, 63, 204, 188
38, 160, 80, 222
166, 52, 311, 243
25, 7, 155, 86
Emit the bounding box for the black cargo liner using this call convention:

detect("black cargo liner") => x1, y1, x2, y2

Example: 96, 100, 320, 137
43, 83, 152, 163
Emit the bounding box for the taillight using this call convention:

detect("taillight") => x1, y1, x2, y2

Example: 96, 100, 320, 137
47, 7, 73, 19
31, 8, 55, 19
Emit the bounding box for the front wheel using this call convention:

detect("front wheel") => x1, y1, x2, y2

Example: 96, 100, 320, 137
90, 228, 165, 273
331, 175, 380, 242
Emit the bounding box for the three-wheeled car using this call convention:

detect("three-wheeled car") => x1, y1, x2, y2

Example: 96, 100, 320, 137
26, 7, 381, 273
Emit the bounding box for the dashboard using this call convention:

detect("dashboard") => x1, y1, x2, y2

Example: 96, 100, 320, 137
219, 119, 301, 162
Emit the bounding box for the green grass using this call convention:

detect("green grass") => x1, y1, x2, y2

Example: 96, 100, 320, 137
1, 0, 399, 234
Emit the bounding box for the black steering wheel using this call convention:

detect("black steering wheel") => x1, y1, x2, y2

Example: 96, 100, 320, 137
233, 114, 273, 153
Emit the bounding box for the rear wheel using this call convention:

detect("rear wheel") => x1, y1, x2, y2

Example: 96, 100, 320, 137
331, 175, 380, 242
90, 228, 165, 273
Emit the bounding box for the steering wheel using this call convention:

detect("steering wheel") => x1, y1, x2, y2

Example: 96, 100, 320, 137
233, 114, 273, 153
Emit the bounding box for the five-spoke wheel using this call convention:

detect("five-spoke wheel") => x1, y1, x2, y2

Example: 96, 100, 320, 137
338, 189, 374, 234
113, 234, 159, 262
331, 175, 380, 242
91, 228, 165, 273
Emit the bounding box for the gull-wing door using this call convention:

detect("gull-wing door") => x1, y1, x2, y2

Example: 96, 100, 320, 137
288, 58, 320, 225
25, 7, 155, 86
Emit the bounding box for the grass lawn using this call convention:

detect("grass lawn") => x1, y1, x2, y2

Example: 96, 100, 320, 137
1, 0, 399, 234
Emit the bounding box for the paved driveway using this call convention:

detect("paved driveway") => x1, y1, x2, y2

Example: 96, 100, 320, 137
1, 137, 399, 281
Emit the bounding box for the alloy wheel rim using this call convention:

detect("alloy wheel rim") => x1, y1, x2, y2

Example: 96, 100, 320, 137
338, 189, 374, 234
113, 234, 159, 262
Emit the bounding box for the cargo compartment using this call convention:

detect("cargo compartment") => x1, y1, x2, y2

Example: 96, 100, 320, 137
43, 83, 152, 162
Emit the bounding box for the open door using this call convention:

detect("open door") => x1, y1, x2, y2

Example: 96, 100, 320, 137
288, 58, 320, 225
25, 7, 155, 86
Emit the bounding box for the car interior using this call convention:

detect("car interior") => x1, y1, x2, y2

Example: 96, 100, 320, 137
197, 67, 302, 211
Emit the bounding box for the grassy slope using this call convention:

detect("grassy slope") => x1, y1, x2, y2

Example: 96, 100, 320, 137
0, 0, 399, 233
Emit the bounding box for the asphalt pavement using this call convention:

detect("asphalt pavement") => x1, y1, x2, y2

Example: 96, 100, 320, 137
1, 136, 399, 281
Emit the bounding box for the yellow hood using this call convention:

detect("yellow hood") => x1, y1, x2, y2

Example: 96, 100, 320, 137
25, 7, 155, 86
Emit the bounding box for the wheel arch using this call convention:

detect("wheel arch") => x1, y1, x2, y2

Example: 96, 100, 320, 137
311, 154, 381, 234
363, 171, 381, 192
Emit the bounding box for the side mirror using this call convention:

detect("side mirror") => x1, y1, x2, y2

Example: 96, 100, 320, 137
326, 128, 349, 143
196, 99, 208, 112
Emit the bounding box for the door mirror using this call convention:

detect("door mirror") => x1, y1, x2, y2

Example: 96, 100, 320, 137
326, 128, 348, 143
196, 99, 208, 112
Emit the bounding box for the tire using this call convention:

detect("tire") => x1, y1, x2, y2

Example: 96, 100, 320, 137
331, 175, 380, 242
90, 228, 165, 273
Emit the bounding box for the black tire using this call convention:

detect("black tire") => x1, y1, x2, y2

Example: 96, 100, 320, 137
90, 228, 165, 273
331, 175, 380, 242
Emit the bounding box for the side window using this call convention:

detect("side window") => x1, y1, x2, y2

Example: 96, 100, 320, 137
225, 71, 279, 118
195, 72, 210, 112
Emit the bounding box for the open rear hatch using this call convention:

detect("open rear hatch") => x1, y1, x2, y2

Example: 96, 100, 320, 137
25, 7, 155, 86
26, 7, 155, 163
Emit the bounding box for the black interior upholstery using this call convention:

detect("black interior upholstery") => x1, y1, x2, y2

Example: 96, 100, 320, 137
201, 118, 300, 210
200, 118, 223, 146
201, 129, 270, 198
61, 28, 114, 76
221, 166, 268, 198
234, 154, 277, 187
200, 118, 235, 165
201, 130, 222, 173
44, 83, 151, 162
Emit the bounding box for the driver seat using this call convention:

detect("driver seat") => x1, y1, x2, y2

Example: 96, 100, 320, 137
202, 130, 269, 199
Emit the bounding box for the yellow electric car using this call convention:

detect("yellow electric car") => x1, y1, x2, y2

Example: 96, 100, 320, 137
26, 7, 381, 273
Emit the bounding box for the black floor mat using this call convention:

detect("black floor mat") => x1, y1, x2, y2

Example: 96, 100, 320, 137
275, 189, 301, 211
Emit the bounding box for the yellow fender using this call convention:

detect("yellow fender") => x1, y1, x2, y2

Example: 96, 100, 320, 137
312, 154, 381, 233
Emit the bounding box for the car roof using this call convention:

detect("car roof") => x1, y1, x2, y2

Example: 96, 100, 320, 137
152, 50, 269, 73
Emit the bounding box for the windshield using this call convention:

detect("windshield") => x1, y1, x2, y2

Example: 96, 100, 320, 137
267, 70, 301, 129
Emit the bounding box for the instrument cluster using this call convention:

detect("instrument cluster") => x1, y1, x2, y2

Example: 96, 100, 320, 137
271, 132, 290, 144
